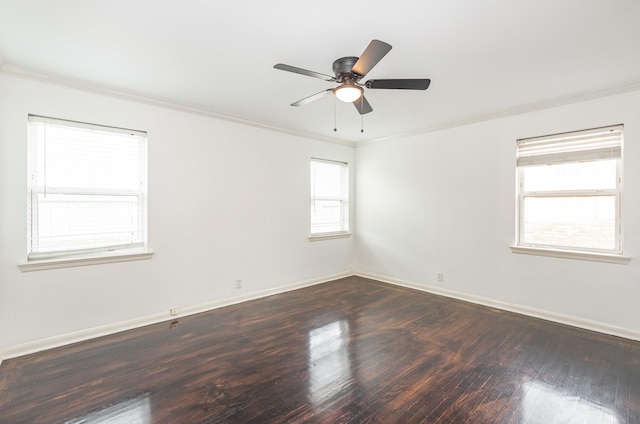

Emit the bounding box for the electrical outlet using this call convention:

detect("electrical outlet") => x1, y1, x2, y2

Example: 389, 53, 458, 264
235, 278, 243, 289
437, 273, 444, 282
170, 308, 178, 316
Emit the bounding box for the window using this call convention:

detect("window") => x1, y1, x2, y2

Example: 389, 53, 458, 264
515, 125, 623, 256
310, 158, 349, 237
27, 115, 148, 261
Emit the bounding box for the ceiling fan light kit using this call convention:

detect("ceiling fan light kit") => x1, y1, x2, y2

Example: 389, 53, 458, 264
334, 84, 363, 103
274, 39, 430, 121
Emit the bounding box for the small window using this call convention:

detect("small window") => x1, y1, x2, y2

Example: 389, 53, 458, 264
516, 125, 623, 254
27, 115, 148, 260
310, 158, 349, 236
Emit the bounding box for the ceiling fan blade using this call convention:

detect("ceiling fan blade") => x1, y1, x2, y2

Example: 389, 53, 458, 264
365, 79, 431, 90
274, 64, 335, 81
351, 40, 392, 77
291, 89, 333, 107
352, 95, 373, 115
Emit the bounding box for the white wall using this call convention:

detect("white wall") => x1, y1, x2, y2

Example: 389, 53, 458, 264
0, 74, 355, 352
2, 72, 639, 356
355, 89, 640, 336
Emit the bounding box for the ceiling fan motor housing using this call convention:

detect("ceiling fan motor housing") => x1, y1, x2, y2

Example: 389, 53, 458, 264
332, 56, 361, 82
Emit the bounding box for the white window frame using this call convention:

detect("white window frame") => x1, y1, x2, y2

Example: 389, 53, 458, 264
512, 124, 629, 264
20, 115, 152, 271
309, 158, 351, 240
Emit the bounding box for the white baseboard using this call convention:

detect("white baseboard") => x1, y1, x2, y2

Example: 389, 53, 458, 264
0, 271, 351, 360
356, 271, 640, 342
4, 270, 637, 362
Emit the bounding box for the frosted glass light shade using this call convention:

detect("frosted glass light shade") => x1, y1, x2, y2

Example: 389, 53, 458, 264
334, 84, 363, 103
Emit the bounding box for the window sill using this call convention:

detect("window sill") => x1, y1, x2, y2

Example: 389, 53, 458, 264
18, 249, 154, 272
308, 232, 352, 242
509, 246, 630, 265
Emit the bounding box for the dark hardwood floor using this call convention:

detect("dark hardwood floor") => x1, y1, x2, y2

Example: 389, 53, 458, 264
1, 276, 639, 423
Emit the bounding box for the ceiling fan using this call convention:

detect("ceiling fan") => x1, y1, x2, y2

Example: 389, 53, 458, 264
274, 39, 430, 115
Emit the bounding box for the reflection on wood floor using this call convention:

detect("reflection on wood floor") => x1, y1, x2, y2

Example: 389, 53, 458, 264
1, 276, 639, 423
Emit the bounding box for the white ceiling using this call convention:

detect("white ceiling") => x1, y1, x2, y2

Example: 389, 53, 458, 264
1, 0, 639, 143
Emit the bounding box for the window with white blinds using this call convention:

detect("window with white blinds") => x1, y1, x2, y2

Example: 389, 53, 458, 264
310, 159, 349, 236
27, 115, 148, 260
516, 125, 623, 254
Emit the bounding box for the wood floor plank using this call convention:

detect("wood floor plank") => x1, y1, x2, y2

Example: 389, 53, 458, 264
0, 276, 638, 423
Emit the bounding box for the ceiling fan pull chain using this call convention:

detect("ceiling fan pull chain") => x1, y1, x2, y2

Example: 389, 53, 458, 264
361, 97, 364, 133
333, 96, 337, 132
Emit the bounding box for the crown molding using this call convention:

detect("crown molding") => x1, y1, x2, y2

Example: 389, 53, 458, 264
4, 62, 639, 149
0, 63, 356, 148
358, 79, 640, 147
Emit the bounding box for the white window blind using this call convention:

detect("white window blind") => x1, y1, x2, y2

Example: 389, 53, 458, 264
515, 125, 623, 254
310, 159, 349, 235
27, 115, 148, 259
516, 125, 622, 167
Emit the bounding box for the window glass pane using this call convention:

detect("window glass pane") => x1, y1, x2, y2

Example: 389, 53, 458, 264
523, 160, 617, 192
522, 196, 615, 250
310, 159, 348, 235
33, 194, 142, 253
311, 199, 344, 233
